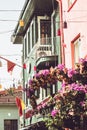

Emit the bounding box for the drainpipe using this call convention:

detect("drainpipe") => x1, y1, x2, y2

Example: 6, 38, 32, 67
56, 0, 65, 64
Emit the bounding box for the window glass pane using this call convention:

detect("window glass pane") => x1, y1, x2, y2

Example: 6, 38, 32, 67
74, 38, 81, 63
68, 0, 75, 7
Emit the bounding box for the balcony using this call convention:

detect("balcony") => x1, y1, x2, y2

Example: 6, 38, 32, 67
28, 37, 59, 71
35, 37, 58, 71
35, 37, 58, 58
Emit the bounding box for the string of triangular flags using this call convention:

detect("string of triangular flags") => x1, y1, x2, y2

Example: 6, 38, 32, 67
0, 56, 26, 72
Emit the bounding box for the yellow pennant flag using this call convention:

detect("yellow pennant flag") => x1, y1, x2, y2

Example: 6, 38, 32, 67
21, 99, 26, 110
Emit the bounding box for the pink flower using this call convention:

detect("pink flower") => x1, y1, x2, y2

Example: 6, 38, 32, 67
41, 69, 49, 76
42, 102, 47, 108
29, 79, 33, 85
79, 58, 85, 63
51, 109, 58, 117
57, 64, 65, 70
68, 69, 76, 78
34, 73, 40, 78
80, 101, 85, 107
37, 104, 42, 110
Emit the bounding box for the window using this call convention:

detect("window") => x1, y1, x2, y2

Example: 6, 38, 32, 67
39, 84, 57, 100
28, 31, 30, 54
24, 37, 27, 59
74, 39, 80, 63
71, 35, 81, 67
45, 84, 57, 97
35, 17, 38, 43
40, 19, 51, 44
35, 88, 40, 98
32, 24, 34, 47
4, 120, 18, 130
25, 84, 28, 105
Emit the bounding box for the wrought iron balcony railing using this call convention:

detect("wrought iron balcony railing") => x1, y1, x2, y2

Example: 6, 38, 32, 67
28, 37, 59, 60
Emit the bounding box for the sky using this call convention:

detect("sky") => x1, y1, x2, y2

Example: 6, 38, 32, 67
0, 0, 25, 89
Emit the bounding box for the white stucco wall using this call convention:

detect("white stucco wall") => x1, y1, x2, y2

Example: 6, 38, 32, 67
0, 105, 20, 130
62, 0, 87, 68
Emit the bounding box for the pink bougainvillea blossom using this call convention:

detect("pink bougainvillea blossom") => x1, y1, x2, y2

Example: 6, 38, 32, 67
51, 109, 59, 117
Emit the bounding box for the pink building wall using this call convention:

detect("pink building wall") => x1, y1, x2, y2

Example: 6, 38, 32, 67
62, 0, 87, 68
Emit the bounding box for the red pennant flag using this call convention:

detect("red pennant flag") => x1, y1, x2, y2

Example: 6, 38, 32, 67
7, 60, 16, 72
0, 56, 23, 73
0, 56, 16, 72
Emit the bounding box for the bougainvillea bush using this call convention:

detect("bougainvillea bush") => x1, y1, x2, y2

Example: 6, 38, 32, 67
24, 58, 87, 130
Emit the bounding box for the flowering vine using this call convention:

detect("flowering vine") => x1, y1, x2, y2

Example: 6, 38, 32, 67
23, 58, 87, 129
